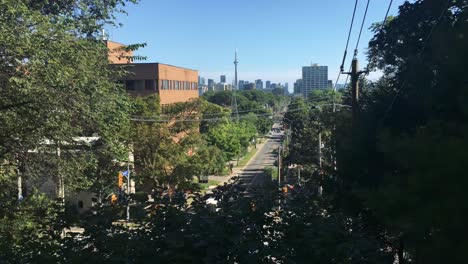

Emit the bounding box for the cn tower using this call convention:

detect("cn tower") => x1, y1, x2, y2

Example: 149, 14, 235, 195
234, 49, 238, 89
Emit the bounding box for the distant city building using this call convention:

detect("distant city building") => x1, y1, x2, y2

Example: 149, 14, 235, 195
199, 85, 208, 95
266, 80, 271, 89
244, 83, 256, 90
214, 83, 232, 91
238, 80, 245, 90
285, 82, 289, 92
255, 79, 263, 89
220, 75, 226, 83
270, 83, 277, 89
328, 80, 333, 89
207, 79, 215, 91
294, 79, 303, 94
198, 76, 205, 86
302, 64, 328, 98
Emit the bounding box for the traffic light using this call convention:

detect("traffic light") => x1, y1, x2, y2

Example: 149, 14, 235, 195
118, 172, 123, 188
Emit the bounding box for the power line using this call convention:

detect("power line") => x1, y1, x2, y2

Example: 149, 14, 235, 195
333, 0, 359, 111
340, 0, 360, 72
353, 0, 371, 58
381, 0, 451, 121
382, 0, 393, 29
131, 108, 308, 123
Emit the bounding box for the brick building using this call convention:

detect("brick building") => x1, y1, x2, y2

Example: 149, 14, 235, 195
106, 40, 134, 64
107, 41, 199, 106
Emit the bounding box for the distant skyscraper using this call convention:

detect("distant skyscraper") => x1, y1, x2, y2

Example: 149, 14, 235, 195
294, 79, 303, 94
255, 79, 263, 89
266, 81, 271, 89
327, 80, 333, 89
302, 64, 328, 98
198, 76, 205, 86
208, 79, 215, 91
285, 82, 289, 91
238, 80, 245, 90
220, 75, 226, 83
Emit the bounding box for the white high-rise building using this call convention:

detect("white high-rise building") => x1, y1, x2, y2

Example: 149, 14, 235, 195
302, 64, 328, 98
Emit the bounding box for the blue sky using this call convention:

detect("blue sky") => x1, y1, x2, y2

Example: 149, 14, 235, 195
107, 0, 405, 91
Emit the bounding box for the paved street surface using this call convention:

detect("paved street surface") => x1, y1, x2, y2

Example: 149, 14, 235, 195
237, 128, 284, 188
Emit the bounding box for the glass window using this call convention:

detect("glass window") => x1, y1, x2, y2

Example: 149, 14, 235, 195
125, 80, 144, 91
160, 80, 168, 90
145, 80, 155, 91
175, 81, 179, 90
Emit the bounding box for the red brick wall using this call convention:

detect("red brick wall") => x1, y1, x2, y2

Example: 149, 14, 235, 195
107, 41, 133, 64
157, 64, 198, 105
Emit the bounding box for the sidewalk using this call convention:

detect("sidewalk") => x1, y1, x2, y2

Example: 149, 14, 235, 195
209, 137, 269, 185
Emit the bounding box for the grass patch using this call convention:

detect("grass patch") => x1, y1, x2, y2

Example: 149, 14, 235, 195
199, 179, 220, 190
264, 166, 278, 180
238, 147, 259, 166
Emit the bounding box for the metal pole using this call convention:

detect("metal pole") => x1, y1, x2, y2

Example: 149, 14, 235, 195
318, 130, 322, 168
126, 162, 130, 222
278, 146, 281, 187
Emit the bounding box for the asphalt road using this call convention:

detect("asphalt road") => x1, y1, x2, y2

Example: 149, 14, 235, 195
237, 129, 284, 188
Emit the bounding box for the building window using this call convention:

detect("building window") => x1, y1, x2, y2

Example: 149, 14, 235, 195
125, 80, 144, 91
162, 80, 169, 90
145, 80, 156, 91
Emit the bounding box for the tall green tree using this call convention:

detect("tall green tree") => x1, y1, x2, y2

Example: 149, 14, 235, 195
0, 0, 139, 261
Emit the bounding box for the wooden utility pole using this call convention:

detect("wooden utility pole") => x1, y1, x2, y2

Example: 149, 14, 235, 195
344, 58, 366, 123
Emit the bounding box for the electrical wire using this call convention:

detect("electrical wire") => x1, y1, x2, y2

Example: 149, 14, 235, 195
353, 0, 371, 58
340, 0, 360, 72
333, 0, 359, 111
131, 108, 309, 123
382, 0, 393, 29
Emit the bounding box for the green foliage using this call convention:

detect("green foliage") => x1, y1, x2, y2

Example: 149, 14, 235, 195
329, 1, 468, 262
206, 120, 257, 161
131, 97, 226, 192
0, 0, 139, 261
263, 166, 278, 180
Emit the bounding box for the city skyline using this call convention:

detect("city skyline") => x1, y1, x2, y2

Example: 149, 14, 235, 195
107, 0, 404, 92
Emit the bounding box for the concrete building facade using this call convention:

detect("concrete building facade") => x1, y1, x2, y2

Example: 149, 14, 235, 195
214, 83, 232, 91
294, 79, 303, 94
302, 64, 328, 98
255, 79, 263, 89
